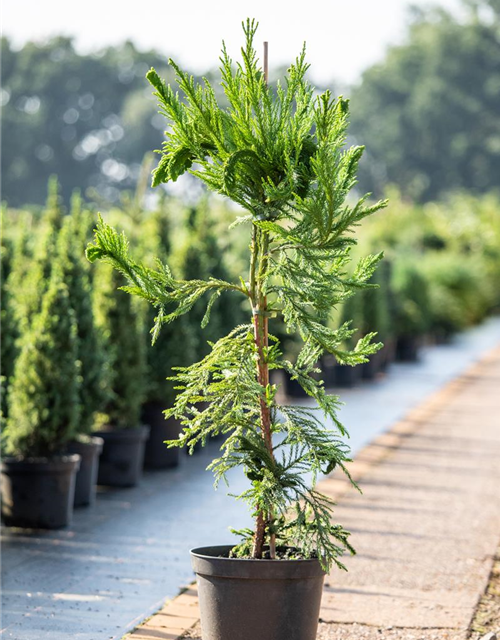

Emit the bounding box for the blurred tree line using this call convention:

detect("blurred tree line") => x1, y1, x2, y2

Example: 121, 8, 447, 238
2, 0, 499, 207
1, 37, 222, 207
350, 0, 500, 201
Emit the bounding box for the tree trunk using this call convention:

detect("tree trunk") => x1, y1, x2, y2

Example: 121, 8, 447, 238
250, 227, 275, 559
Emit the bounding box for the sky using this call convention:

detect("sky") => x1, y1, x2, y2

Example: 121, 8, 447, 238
4, 0, 462, 86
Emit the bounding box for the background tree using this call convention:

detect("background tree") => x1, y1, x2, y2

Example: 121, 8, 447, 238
1, 37, 219, 206
390, 257, 430, 341
350, 0, 500, 201
173, 202, 244, 358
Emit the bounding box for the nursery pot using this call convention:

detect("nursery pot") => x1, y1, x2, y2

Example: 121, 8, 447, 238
93, 425, 150, 487
361, 350, 383, 381
191, 545, 326, 640
1, 455, 81, 529
396, 335, 421, 362
379, 339, 396, 371
322, 357, 361, 389
66, 436, 104, 507
142, 401, 181, 469
284, 375, 309, 398
332, 363, 361, 388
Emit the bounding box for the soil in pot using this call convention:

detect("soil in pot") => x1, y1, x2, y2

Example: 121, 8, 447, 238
93, 425, 149, 487
142, 402, 181, 469
1, 454, 81, 529
191, 545, 325, 640
66, 436, 103, 507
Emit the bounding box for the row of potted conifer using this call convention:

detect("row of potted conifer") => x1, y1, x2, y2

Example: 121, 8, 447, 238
2, 185, 499, 528
0, 182, 242, 529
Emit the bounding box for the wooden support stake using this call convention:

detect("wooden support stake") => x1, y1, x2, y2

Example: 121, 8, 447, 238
263, 41, 269, 86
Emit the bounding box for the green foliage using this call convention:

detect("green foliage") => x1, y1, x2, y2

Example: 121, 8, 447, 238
173, 202, 244, 357
1, 236, 17, 421
138, 204, 197, 405
390, 256, 430, 338
359, 258, 391, 342
93, 264, 146, 429
0, 242, 17, 378
350, 0, 500, 201
420, 251, 491, 337
358, 189, 500, 340
87, 21, 386, 572
11, 179, 66, 330
4, 1, 499, 207
4, 276, 80, 457
55, 217, 108, 433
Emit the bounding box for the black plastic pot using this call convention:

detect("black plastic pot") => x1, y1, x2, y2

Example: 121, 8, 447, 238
321, 356, 337, 388
332, 363, 361, 388
283, 375, 309, 398
93, 426, 149, 487
142, 402, 181, 469
379, 339, 396, 371
66, 436, 103, 507
1, 455, 80, 529
360, 349, 384, 381
191, 545, 325, 640
396, 335, 421, 362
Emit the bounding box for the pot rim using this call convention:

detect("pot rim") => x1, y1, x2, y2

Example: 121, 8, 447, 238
73, 434, 105, 445
191, 544, 322, 564
92, 424, 150, 440
1, 454, 81, 473
190, 545, 326, 580
66, 435, 104, 456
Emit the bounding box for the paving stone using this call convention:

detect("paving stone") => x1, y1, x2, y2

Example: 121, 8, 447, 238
142, 613, 198, 631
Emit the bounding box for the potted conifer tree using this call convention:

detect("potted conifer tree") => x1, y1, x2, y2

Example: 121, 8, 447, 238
139, 207, 194, 468
359, 264, 391, 379
92, 265, 149, 487
87, 21, 386, 640
57, 217, 107, 506
391, 256, 430, 361
1, 275, 81, 529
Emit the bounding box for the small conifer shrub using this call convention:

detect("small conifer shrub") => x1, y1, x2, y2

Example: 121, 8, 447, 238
93, 266, 146, 429
139, 209, 196, 406
391, 256, 430, 340
56, 218, 107, 434
4, 275, 80, 457
87, 20, 386, 570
